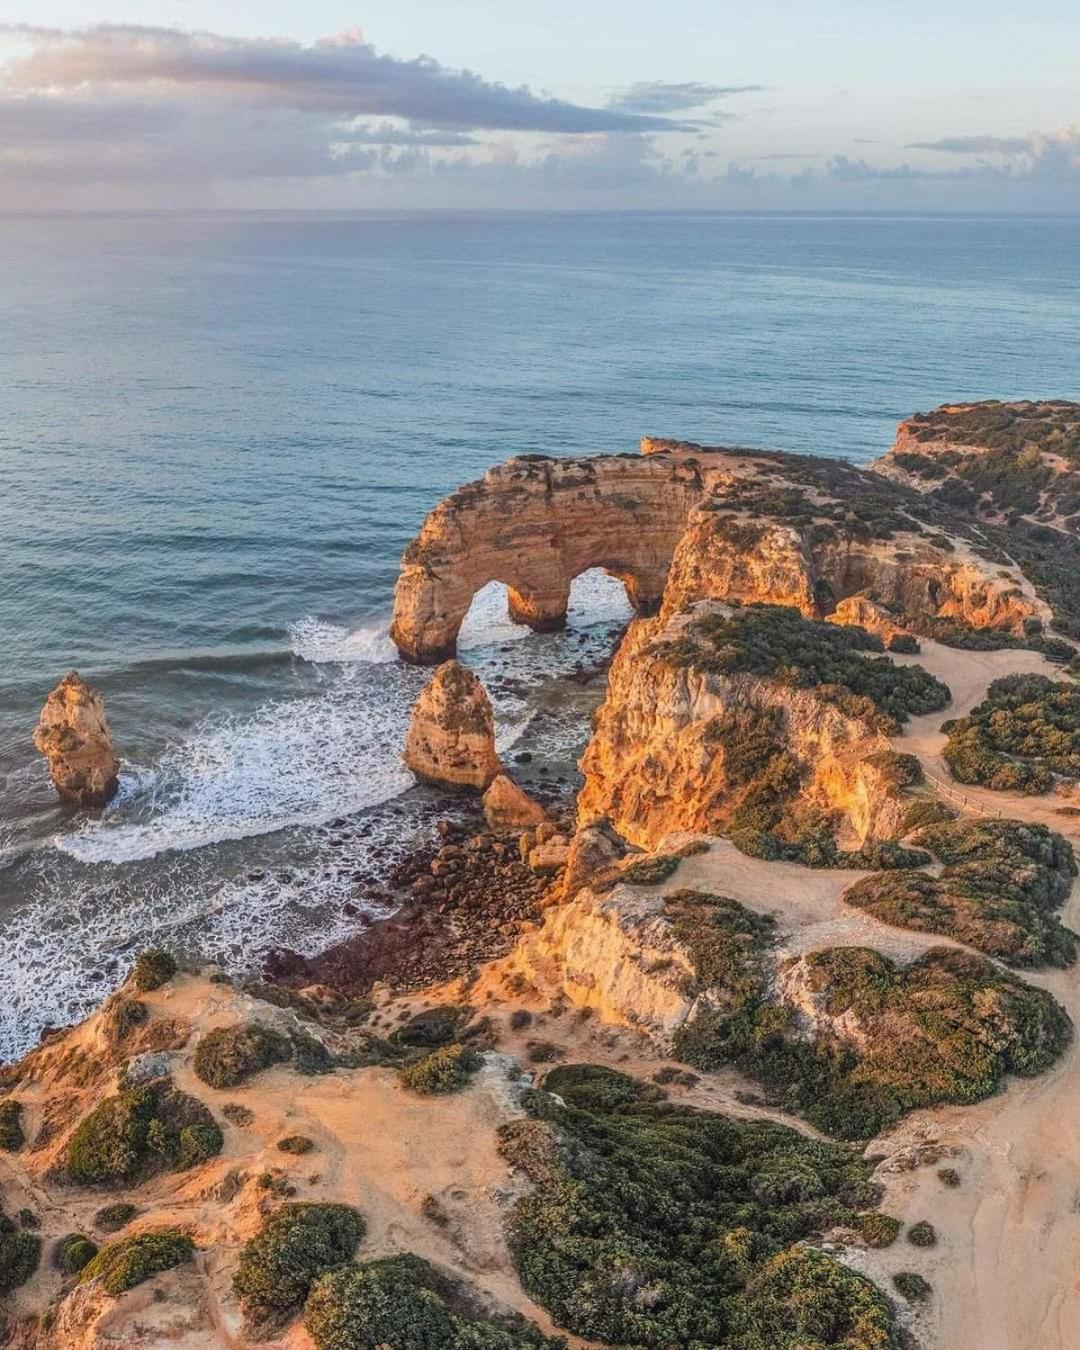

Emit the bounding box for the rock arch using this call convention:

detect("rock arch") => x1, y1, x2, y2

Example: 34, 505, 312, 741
390, 453, 708, 663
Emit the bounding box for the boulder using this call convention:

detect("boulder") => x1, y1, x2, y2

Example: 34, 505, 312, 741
482, 774, 548, 831
403, 661, 501, 790
33, 671, 120, 808
528, 835, 571, 875
562, 818, 629, 899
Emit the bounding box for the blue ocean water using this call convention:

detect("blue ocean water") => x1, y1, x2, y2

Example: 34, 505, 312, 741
1, 210, 1077, 1057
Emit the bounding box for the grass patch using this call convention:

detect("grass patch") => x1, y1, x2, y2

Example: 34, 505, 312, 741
93, 1203, 138, 1233
192, 1022, 293, 1089
278, 1134, 315, 1155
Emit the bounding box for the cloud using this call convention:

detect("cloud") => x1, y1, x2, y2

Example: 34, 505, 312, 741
607, 81, 762, 114
1, 24, 689, 134
907, 135, 1030, 154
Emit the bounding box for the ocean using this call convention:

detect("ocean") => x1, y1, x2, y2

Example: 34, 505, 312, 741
1, 210, 1078, 1059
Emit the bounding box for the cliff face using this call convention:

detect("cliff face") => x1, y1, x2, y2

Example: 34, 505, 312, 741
389, 452, 709, 663
661, 500, 1048, 637
577, 605, 903, 852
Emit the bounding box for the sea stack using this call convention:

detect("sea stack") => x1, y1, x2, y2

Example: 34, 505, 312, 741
403, 660, 501, 789
33, 671, 120, 808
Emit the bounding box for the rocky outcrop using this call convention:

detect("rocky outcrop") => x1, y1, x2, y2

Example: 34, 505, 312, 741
403, 661, 501, 789
561, 817, 629, 899
482, 774, 548, 830
504, 883, 696, 1043
389, 452, 710, 663
873, 400, 1080, 533
577, 605, 901, 851
660, 496, 1048, 637
33, 672, 120, 808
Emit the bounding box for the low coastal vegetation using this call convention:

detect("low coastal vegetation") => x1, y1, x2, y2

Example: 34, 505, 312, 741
845, 818, 1078, 967
669, 894, 1070, 1138
192, 1019, 333, 1088
66, 1078, 223, 1185
304, 1255, 565, 1350
943, 674, 1080, 793
130, 947, 178, 992
499, 1063, 899, 1347
0, 1098, 25, 1151
398, 1043, 482, 1095
55, 1232, 98, 1275
0, 1203, 41, 1295
78, 1229, 194, 1295
233, 1202, 366, 1315
651, 604, 950, 734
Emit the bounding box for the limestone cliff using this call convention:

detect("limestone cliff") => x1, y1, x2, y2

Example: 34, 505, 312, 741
577, 605, 907, 852
33, 672, 120, 809
403, 661, 501, 789
390, 452, 709, 663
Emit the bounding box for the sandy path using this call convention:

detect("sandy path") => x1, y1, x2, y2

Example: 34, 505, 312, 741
853, 640, 1080, 1350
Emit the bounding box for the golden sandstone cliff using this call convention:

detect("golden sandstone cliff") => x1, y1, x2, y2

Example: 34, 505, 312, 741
390, 430, 1051, 669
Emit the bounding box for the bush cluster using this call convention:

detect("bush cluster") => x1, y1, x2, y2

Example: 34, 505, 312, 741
943, 673, 1080, 793
0, 1098, 25, 1151
192, 1021, 294, 1089
892, 1271, 932, 1302
56, 1232, 98, 1275
305, 1254, 564, 1350
0, 1205, 41, 1296
499, 1063, 899, 1347
79, 1229, 194, 1294
233, 1203, 365, 1312
67, 1079, 223, 1185
390, 1006, 466, 1049
845, 818, 1078, 967
398, 1044, 481, 1095
130, 948, 178, 992
651, 604, 951, 733
676, 942, 1071, 1140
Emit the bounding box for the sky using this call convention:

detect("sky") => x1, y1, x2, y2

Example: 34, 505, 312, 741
0, 1, 1078, 210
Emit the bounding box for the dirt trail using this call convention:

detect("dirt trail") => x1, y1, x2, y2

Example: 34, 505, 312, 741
862, 639, 1080, 1350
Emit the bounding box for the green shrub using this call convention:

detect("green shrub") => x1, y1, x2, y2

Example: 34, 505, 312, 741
305, 1255, 564, 1350
600, 853, 682, 889
130, 949, 178, 992
0, 1206, 41, 1295
222, 1103, 255, 1127
390, 1007, 465, 1049
854, 1212, 901, 1248
94, 1203, 138, 1233
192, 1022, 293, 1089
67, 1081, 222, 1185
399, 1044, 481, 1095
79, 1230, 193, 1294
233, 1202, 365, 1311
863, 749, 923, 792
892, 1271, 932, 1302
0, 1099, 25, 1151
845, 819, 1078, 967
56, 1233, 98, 1275
277, 1134, 315, 1155
937, 1167, 961, 1187
899, 797, 956, 833
906, 1220, 937, 1247
499, 1064, 899, 1347
887, 633, 920, 654
106, 997, 149, 1043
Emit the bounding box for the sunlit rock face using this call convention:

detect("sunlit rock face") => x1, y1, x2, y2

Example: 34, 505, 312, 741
482, 774, 548, 831
33, 671, 120, 808
389, 452, 709, 663
403, 660, 502, 790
